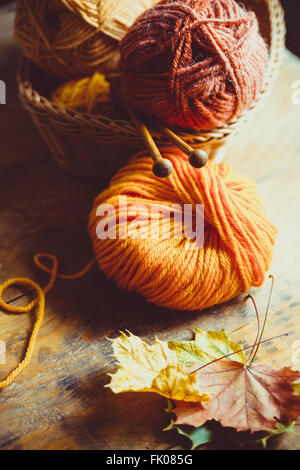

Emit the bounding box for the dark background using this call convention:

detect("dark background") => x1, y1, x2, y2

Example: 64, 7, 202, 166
0, 0, 299, 57
281, 0, 300, 57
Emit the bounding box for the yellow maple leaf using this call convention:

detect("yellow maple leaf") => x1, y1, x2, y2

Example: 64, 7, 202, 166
106, 331, 209, 403
168, 327, 247, 367
293, 382, 300, 395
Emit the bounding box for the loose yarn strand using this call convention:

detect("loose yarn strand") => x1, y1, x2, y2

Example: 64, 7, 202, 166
0, 254, 96, 390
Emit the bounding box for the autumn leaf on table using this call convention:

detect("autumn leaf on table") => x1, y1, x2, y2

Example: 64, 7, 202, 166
173, 360, 300, 433
171, 283, 300, 435
168, 327, 246, 367
106, 331, 209, 403
165, 397, 296, 450
106, 293, 300, 445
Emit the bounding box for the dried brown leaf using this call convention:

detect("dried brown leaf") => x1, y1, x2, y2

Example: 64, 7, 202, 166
174, 360, 300, 433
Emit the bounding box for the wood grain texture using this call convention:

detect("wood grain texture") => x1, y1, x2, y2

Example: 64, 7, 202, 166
0, 33, 300, 449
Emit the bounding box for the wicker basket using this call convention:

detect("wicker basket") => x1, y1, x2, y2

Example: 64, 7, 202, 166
18, 0, 286, 178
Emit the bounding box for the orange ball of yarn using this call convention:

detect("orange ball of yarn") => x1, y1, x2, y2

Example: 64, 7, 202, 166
120, 0, 269, 131
89, 148, 277, 311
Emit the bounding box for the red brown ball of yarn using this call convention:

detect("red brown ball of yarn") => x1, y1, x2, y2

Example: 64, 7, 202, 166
120, 0, 269, 131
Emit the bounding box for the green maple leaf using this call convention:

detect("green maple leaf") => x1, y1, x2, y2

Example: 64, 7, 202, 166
165, 421, 213, 450
258, 421, 296, 448
164, 400, 213, 449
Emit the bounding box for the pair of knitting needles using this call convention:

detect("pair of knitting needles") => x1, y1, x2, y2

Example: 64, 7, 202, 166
110, 77, 208, 178
125, 104, 208, 178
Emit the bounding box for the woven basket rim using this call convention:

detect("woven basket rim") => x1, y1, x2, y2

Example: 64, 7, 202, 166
18, 0, 286, 148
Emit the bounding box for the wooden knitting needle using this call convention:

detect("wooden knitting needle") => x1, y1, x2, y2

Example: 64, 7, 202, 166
159, 126, 208, 168
124, 104, 174, 178
109, 76, 173, 178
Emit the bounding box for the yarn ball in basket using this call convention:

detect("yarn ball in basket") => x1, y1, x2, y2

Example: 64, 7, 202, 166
68, 0, 160, 40
14, 0, 154, 79
120, 0, 269, 131
52, 72, 113, 115
89, 148, 277, 311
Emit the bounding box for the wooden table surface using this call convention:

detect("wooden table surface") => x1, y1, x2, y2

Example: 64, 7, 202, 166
0, 18, 300, 449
